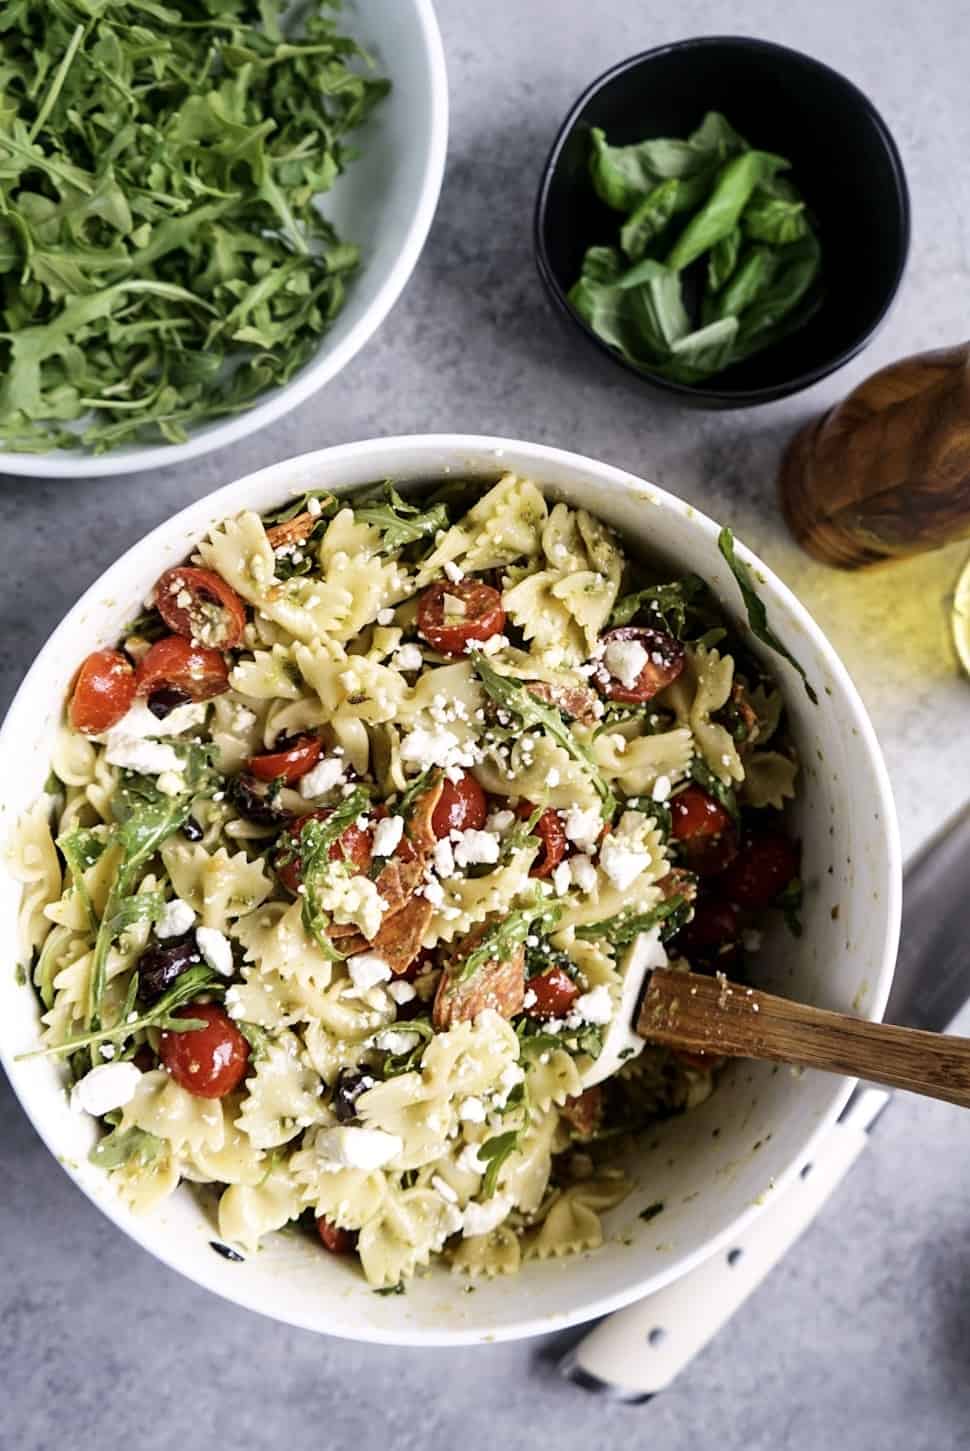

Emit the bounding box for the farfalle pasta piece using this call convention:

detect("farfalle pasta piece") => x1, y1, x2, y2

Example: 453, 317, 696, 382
522, 1049, 584, 1114
122, 1069, 225, 1155
159, 842, 272, 929
741, 749, 798, 809
293, 639, 408, 725
236, 1032, 325, 1149
523, 1173, 633, 1260
232, 901, 335, 999
415, 474, 548, 586
422, 846, 539, 948
229, 646, 305, 701
663, 645, 742, 785
589, 727, 694, 796
357, 1184, 460, 1287
290, 1130, 387, 1227
182, 1099, 266, 1187
473, 735, 599, 813
218, 1163, 306, 1253
450, 1225, 522, 1278
498, 1107, 559, 1213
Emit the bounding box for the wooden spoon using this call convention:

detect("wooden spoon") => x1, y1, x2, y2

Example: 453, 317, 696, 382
638, 968, 970, 1110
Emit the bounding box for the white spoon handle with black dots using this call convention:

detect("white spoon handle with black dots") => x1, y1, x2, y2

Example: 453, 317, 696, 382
561, 1087, 887, 1400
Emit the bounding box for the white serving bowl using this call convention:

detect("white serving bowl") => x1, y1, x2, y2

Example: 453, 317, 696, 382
0, 435, 901, 1343
0, 1, 447, 480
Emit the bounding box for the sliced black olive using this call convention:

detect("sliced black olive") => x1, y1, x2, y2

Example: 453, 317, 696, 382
229, 771, 293, 827
332, 1067, 377, 1123
137, 932, 203, 1004
147, 685, 193, 719
182, 816, 204, 843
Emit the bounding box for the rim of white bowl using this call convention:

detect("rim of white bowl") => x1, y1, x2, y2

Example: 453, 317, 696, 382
0, 2, 449, 481
0, 435, 902, 1343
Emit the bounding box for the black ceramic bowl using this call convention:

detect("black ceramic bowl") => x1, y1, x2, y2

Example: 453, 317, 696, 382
534, 37, 911, 408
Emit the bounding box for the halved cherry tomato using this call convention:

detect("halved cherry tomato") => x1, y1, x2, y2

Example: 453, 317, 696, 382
416, 580, 505, 656
135, 635, 229, 702
525, 966, 579, 1020
597, 626, 686, 703
154, 566, 246, 650
247, 733, 322, 785
69, 649, 136, 734
275, 807, 373, 894
158, 1003, 249, 1098
673, 897, 738, 953
316, 1217, 356, 1255
670, 784, 739, 876
431, 773, 487, 837
717, 830, 800, 911
517, 802, 567, 879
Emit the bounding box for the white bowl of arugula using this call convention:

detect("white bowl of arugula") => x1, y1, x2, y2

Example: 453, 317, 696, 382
0, 0, 448, 476
0, 434, 900, 1343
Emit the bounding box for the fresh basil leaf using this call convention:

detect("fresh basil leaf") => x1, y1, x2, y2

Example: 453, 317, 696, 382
731, 231, 822, 357
717, 528, 818, 703
657, 316, 739, 383
665, 151, 789, 272
744, 195, 809, 245
713, 247, 780, 320
473, 656, 616, 818
688, 112, 748, 157
477, 1130, 519, 1199
619, 178, 681, 261
589, 125, 723, 213
707, 226, 742, 291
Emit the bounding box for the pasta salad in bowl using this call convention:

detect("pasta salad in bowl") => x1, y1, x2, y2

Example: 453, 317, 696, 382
0, 436, 900, 1342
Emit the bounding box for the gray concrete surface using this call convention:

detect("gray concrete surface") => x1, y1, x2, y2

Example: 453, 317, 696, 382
2, 2, 970, 1447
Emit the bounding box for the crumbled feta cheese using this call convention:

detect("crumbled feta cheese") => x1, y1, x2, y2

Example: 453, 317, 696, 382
523, 989, 537, 1009
443, 560, 465, 583
314, 1126, 403, 1171
742, 928, 763, 953
100, 700, 206, 745
319, 872, 388, 941
479, 633, 508, 657
570, 855, 598, 894
422, 878, 446, 906
155, 898, 196, 939
458, 1096, 486, 1123
462, 1195, 512, 1239
70, 1061, 142, 1117
156, 771, 186, 797
376, 607, 395, 626
604, 638, 648, 690
563, 805, 601, 852
400, 727, 462, 769
574, 984, 613, 1025
485, 809, 515, 834
373, 1028, 421, 1056
300, 756, 346, 798
391, 643, 423, 672
104, 736, 184, 776
433, 838, 456, 879
544, 767, 561, 788
372, 815, 404, 859
347, 953, 392, 991
457, 1142, 487, 1175
599, 836, 649, 891
431, 1173, 459, 1204
453, 829, 500, 868
652, 774, 672, 803
442, 594, 467, 619
387, 980, 417, 1006
552, 860, 572, 897
196, 926, 234, 977
307, 495, 323, 517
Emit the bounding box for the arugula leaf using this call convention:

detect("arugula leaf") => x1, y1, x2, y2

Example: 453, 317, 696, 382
262, 491, 338, 527
717, 528, 818, 703
296, 786, 371, 955
609, 575, 708, 636
90, 1125, 165, 1171
575, 894, 690, 949
665, 151, 789, 272
354, 483, 449, 553
477, 1131, 519, 1199
57, 827, 105, 932
391, 767, 440, 820
21, 963, 218, 1061
373, 1282, 406, 1297
472, 655, 617, 818
453, 895, 562, 985
688, 757, 740, 826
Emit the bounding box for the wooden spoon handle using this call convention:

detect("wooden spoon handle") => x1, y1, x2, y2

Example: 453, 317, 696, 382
638, 968, 970, 1110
